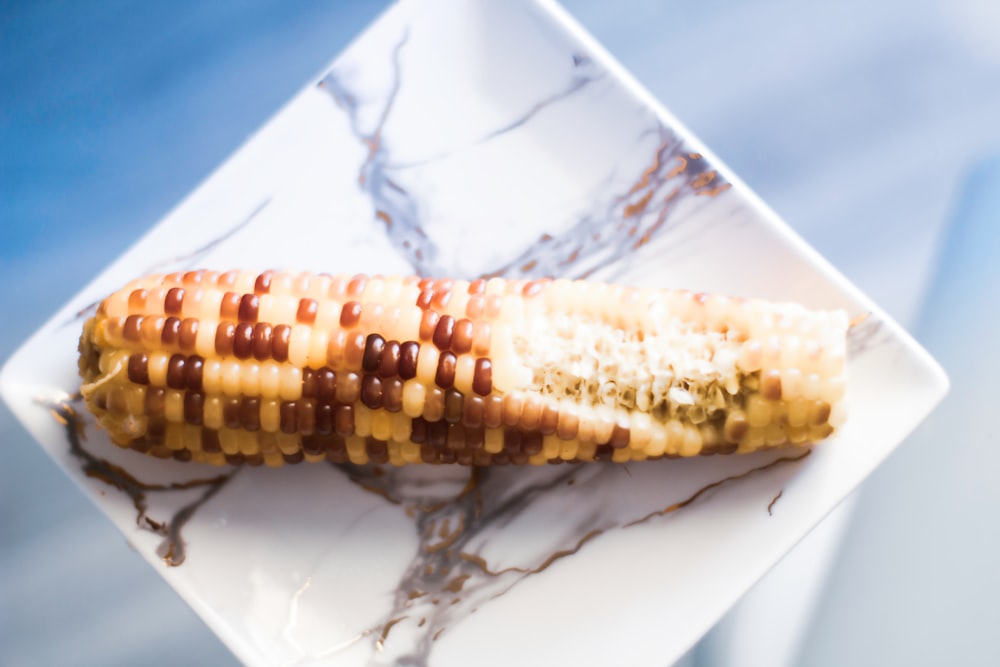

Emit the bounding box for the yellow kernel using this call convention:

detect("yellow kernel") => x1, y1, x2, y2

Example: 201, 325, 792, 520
276, 433, 299, 455
303, 451, 326, 464
354, 405, 372, 437
165, 390, 184, 423
629, 412, 652, 450
455, 355, 476, 395
542, 434, 561, 459
263, 451, 284, 468
279, 366, 302, 401
202, 359, 222, 394
559, 439, 579, 460
664, 420, 685, 455
237, 430, 257, 455
222, 360, 242, 396
765, 423, 787, 446
402, 440, 422, 464
260, 362, 280, 399
746, 395, 772, 428
402, 381, 426, 418
577, 439, 596, 461
307, 328, 329, 369
289, 325, 310, 368
371, 410, 393, 441
346, 436, 368, 464
241, 363, 260, 397
646, 422, 668, 457
204, 397, 223, 430
260, 399, 280, 432
148, 352, 169, 387
218, 429, 239, 455
392, 412, 412, 442
679, 424, 703, 456
484, 428, 504, 454
611, 447, 631, 463
416, 345, 439, 384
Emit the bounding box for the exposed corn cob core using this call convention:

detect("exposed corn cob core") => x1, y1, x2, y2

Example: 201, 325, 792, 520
77, 270, 848, 467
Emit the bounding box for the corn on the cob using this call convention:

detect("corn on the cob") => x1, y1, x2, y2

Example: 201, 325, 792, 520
77, 270, 847, 467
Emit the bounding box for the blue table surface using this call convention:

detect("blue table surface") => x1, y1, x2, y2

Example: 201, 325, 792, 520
3, 1, 1000, 665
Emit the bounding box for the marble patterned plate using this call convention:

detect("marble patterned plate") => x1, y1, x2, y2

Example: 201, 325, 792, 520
0, 0, 947, 665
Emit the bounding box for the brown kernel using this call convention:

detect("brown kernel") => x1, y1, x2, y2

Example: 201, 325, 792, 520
463, 395, 484, 428
252, 323, 272, 361
166, 354, 186, 390
233, 322, 253, 359
280, 401, 297, 434
223, 398, 240, 429
483, 395, 504, 429
179, 318, 199, 352
510, 451, 529, 465
173, 449, 192, 463
492, 451, 510, 465
241, 397, 261, 432
296, 298, 318, 324
557, 408, 579, 440
283, 451, 304, 465
466, 427, 485, 450
540, 403, 559, 436
335, 372, 360, 404
272, 324, 291, 362
162, 317, 181, 346
594, 444, 614, 461
416, 289, 434, 310
334, 404, 354, 436
472, 359, 492, 396
812, 400, 832, 425
140, 316, 163, 347
502, 393, 523, 427
298, 400, 316, 436
215, 322, 235, 355
363, 334, 385, 373
444, 389, 463, 423
398, 341, 419, 379
367, 438, 389, 464
145, 387, 166, 417
254, 271, 273, 294
164, 287, 185, 315
302, 435, 324, 456
435, 352, 457, 389
184, 392, 204, 425
186, 356, 204, 392
220, 292, 241, 320
504, 430, 522, 453
424, 388, 445, 422
610, 421, 630, 448
410, 418, 428, 443
202, 429, 221, 453
523, 433, 543, 456
316, 368, 336, 401
762, 370, 783, 400
419, 310, 439, 341
420, 443, 438, 464
340, 301, 362, 328
383, 378, 403, 412
302, 368, 317, 398
427, 421, 447, 447
238, 294, 259, 322
433, 315, 455, 350
379, 341, 400, 378
431, 290, 452, 310
361, 375, 384, 409
724, 413, 749, 443
456, 450, 473, 466
446, 423, 466, 449
452, 319, 474, 354
520, 395, 542, 431
128, 354, 149, 385
123, 315, 142, 343
315, 403, 334, 435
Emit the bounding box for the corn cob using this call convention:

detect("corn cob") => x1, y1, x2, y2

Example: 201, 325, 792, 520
77, 270, 847, 467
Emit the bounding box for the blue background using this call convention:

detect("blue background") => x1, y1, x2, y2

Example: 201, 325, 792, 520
3, 1, 999, 664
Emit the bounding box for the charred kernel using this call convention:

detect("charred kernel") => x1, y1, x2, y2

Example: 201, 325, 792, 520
334, 404, 354, 436
184, 392, 204, 425
465, 426, 485, 450
362, 334, 385, 373
335, 372, 360, 404
483, 395, 504, 429
361, 375, 384, 409
435, 352, 457, 389
145, 387, 166, 417
179, 318, 199, 351
296, 298, 318, 324
383, 378, 403, 412
238, 294, 259, 322
444, 389, 463, 423
610, 422, 630, 448
523, 433, 544, 456
452, 319, 474, 354
316, 368, 336, 401
241, 397, 261, 432
416, 289, 434, 310
540, 403, 559, 436
162, 317, 181, 346
379, 341, 400, 378
315, 403, 334, 435
446, 423, 466, 450
220, 292, 241, 320
233, 322, 253, 359
164, 287, 185, 315
223, 398, 241, 429
504, 430, 522, 453
166, 354, 186, 390
215, 322, 236, 355
427, 421, 448, 448
340, 301, 362, 328
302, 368, 317, 398
463, 395, 484, 428
123, 315, 142, 343
419, 310, 439, 341
280, 401, 297, 434
298, 400, 316, 436
398, 341, 419, 379
410, 418, 428, 443
472, 359, 493, 396
186, 356, 204, 392
254, 271, 273, 294
272, 324, 291, 362
202, 429, 221, 453
433, 315, 455, 350
127, 354, 150, 385
594, 444, 614, 461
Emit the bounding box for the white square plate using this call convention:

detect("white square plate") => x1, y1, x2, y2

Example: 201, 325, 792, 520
0, 0, 947, 665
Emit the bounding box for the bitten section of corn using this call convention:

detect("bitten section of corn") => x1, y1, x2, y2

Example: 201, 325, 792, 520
78, 270, 847, 467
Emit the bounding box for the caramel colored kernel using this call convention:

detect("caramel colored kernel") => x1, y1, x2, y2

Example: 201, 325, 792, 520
123, 315, 142, 343
446, 423, 466, 450
610, 421, 630, 449
540, 403, 559, 436
162, 317, 181, 346
165, 287, 185, 315
335, 372, 360, 404
523, 432, 544, 456
179, 318, 199, 352
254, 271, 273, 294
463, 395, 484, 428
215, 322, 235, 355
444, 389, 463, 424
452, 319, 474, 354
301, 368, 317, 398
220, 292, 241, 320
483, 395, 504, 429
296, 298, 318, 324
419, 310, 439, 341
340, 301, 362, 328
427, 421, 447, 448
145, 387, 166, 417
298, 400, 316, 436
128, 288, 147, 311
334, 404, 354, 436
140, 316, 163, 348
